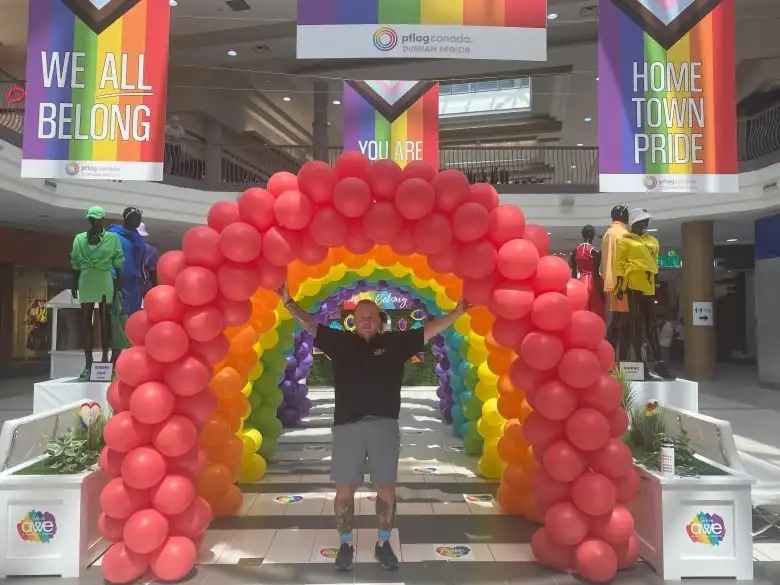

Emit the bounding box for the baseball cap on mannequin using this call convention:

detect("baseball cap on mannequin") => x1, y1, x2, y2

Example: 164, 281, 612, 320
629, 208, 651, 227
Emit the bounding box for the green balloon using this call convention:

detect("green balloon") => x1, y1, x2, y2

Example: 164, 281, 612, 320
255, 405, 277, 427
261, 417, 283, 439
248, 391, 263, 410
262, 353, 287, 376
259, 437, 278, 460
253, 375, 276, 394
463, 434, 484, 455
263, 386, 284, 409
462, 396, 483, 420
464, 370, 480, 390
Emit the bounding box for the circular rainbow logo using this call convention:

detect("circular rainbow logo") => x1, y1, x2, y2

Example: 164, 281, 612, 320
373, 27, 398, 51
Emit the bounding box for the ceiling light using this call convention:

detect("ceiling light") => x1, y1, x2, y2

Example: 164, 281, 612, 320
646, 228, 658, 232
282, 96, 291, 102
227, 50, 237, 56
547, 13, 559, 20
726, 238, 738, 242
332, 100, 341, 105
547, 232, 552, 235
596, 76, 599, 81
584, 116, 593, 122
576, 143, 584, 147
169, 0, 177, 5
570, 165, 577, 169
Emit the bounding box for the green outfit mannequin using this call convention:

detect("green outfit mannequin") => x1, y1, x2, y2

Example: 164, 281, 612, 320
70, 206, 124, 380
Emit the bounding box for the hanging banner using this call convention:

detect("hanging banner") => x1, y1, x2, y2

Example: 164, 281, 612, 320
297, 0, 547, 61
598, 0, 738, 193
343, 80, 439, 168
21, 0, 170, 181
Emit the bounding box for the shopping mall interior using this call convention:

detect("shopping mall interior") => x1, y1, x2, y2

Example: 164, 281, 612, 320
1, 0, 780, 583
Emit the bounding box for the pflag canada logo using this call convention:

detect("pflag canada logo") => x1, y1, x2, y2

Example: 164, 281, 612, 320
612, 0, 724, 49
60, 0, 142, 34
346, 80, 436, 123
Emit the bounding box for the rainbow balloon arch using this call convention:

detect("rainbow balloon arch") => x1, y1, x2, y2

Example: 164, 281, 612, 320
97, 154, 640, 584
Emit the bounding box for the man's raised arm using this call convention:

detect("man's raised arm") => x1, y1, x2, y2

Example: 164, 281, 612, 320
423, 299, 468, 343
279, 285, 318, 336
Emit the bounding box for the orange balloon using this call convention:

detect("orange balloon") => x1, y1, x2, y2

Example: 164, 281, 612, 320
374, 246, 396, 267
485, 331, 506, 354
401, 254, 424, 269
210, 484, 243, 517
199, 415, 232, 447
496, 482, 525, 515
522, 496, 546, 524
210, 435, 244, 465
498, 435, 527, 467
414, 261, 434, 281
468, 306, 494, 335
502, 464, 530, 491
210, 367, 243, 398
435, 273, 458, 286
309, 263, 330, 279
329, 247, 347, 265
498, 374, 516, 396
251, 310, 276, 334
230, 325, 258, 354
196, 463, 232, 498
445, 281, 463, 301
488, 351, 515, 376
253, 288, 279, 309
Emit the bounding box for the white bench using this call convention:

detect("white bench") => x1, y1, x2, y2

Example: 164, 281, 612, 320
661, 405, 780, 535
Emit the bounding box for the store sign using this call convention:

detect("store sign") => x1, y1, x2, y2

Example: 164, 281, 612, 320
686, 512, 726, 545
17, 510, 58, 543
658, 250, 682, 268
598, 0, 738, 193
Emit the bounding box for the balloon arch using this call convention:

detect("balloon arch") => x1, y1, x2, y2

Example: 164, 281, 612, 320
97, 154, 639, 584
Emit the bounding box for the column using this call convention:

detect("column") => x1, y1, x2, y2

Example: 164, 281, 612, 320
205, 120, 222, 183
681, 220, 715, 380
0, 263, 13, 372
312, 80, 330, 162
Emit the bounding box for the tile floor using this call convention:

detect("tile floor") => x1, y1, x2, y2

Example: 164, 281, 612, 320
2, 366, 780, 584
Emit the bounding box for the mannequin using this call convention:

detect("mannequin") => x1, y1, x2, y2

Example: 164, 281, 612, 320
71, 206, 124, 380
601, 205, 630, 347
109, 207, 145, 315
138, 222, 159, 296
570, 225, 605, 318
615, 208, 673, 380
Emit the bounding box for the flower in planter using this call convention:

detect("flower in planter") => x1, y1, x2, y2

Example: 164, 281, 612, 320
645, 400, 660, 417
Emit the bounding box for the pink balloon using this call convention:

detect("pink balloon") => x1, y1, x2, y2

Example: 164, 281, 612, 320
175, 266, 219, 307
107, 380, 133, 412
167, 445, 208, 478
543, 440, 588, 483
613, 533, 640, 570
545, 501, 590, 546
174, 389, 218, 426
580, 373, 623, 414
521, 332, 565, 371
238, 187, 275, 231
595, 340, 616, 371
214, 296, 252, 327
154, 415, 198, 458
468, 183, 499, 210
190, 334, 230, 367
563, 310, 607, 350
491, 316, 532, 352
149, 536, 198, 581
101, 542, 149, 584
169, 497, 213, 537
219, 222, 263, 263
490, 281, 535, 321
163, 355, 210, 397
99, 512, 125, 541
463, 273, 499, 306
531, 292, 573, 332
298, 234, 327, 266
125, 310, 151, 346
488, 205, 526, 246
309, 206, 348, 247
100, 477, 150, 519
266, 171, 298, 197
613, 469, 641, 503
432, 169, 470, 213
452, 201, 489, 242
333, 177, 372, 218
363, 201, 403, 245
497, 239, 539, 281
389, 226, 416, 256
565, 408, 611, 451
123, 508, 169, 554
572, 473, 617, 516
157, 251, 187, 286
427, 245, 459, 275
575, 538, 618, 583
414, 213, 453, 255
100, 447, 126, 478
367, 159, 403, 200
217, 262, 261, 301
589, 506, 635, 545
207, 201, 240, 233
565, 278, 589, 311
395, 178, 435, 220
262, 226, 301, 266
589, 438, 633, 478
151, 475, 196, 516
402, 160, 437, 183
559, 348, 602, 390
533, 256, 571, 293
531, 527, 575, 571
605, 408, 629, 438
344, 220, 374, 255
530, 468, 572, 506
297, 160, 336, 204
145, 321, 190, 363
115, 346, 163, 387
508, 355, 551, 395
182, 306, 224, 343
256, 258, 288, 291
535, 379, 578, 421
456, 241, 497, 279
121, 447, 167, 490
182, 226, 223, 269
104, 411, 153, 453
524, 224, 551, 256
335, 151, 370, 180
522, 410, 564, 449
274, 190, 314, 231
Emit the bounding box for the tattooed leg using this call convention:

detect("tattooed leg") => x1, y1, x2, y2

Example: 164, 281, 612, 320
334, 485, 357, 544
375, 484, 396, 542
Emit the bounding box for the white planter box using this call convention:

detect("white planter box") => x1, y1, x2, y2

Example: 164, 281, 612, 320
33, 378, 110, 414
629, 463, 754, 580
0, 468, 109, 578
633, 378, 699, 413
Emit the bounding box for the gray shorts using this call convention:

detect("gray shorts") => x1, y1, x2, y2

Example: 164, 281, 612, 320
331, 417, 400, 485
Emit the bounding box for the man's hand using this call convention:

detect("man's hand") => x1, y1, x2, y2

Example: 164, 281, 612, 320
278, 284, 291, 304
616, 289, 624, 301
455, 298, 470, 315
71, 288, 78, 300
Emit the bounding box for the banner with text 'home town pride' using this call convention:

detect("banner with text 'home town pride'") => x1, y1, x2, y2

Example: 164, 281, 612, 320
598, 0, 738, 193
22, 0, 170, 181
297, 0, 547, 61
343, 80, 439, 169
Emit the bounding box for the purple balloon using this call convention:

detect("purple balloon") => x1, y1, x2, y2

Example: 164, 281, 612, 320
293, 366, 306, 381
281, 407, 300, 427
436, 386, 448, 399
440, 357, 451, 369
300, 354, 314, 368
442, 410, 453, 424
286, 355, 297, 368
280, 379, 296, 393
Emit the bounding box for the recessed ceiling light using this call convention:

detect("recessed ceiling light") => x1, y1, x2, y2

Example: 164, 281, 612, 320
726, 238, 738, 242
547, 232, 552, 235
169, 0, 177, 5
547, 13, 559, 20
584, 116, 593, 122
596, 76, 599, 81
227, 50, 237, 56
646, 228, 658, 232
332, 100, 341, 105
576, 143, 584, 147
282, 96, 291, 102
570, 165, 577, 169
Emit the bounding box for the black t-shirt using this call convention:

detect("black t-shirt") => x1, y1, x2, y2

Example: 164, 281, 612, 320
315, 324, 425, 425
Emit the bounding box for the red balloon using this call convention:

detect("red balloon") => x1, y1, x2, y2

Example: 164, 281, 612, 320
99, 512, 125, 541
122, 447, 167, 490
589, 438, 633, 478
531, 527, 575, 571
256, 258, 288, 290
169, 497, 213, 537
151, 475, 196, 516
521, 332, 565, 371
559, 348, 602, 389
238, 187, 275, 231
123, 509, 169, 554
149, 536, 197, 581
395, 178, 435, 220
595, 340, 616, 371
497, 239, 539, 281
218, 262, 261, 301
363, 202, 403, 244
157, 251, 187, 286
543, 440, 588, 483
145, 321, 190, 363
274, 190, 313, 231
605, 408, 629, 438
432, 169, 470, 213
267, 171, 298, 197
522, 410, 564, 448
581, 373, 623, 414
491, 317, 532, 351
207, 201, 240, 233
389, 226, 416, 256
572, 473, 617, 516
533, 256, 571, 293
115, 347, 163, 386
297, 160, 336, 204
168, 445, 208, 477
104, 411, 153, 453
214, 296, 252, 327
613, 469, 640, 503
402, 160, 437, 183
190, 334, 229, 367
129, 381, 175, 424
491, 281, 535, 321
100, 447, 126, 478
524, 224, 551, 256
101, 542, 149, 584
299, 234, 328, 265
125, 310, 151, 346
613, 533, 640, 570
575, 539, 618, 583
546, 501, 590, 546
182, 306, 223, 343
309, 207, 348, 247
144, 286, 185, 323
262, 227, 301, 266
107, 380, 133, 412
428, 245, 459, 274
452, 202, 489, 242
589, 506, 634, 545
563, 311, 607, 350
333, 177, 372, 218
531, 468, 572, 506
463, 273, 499, 306
182, 226, 223, 269
174, 390, 218, 427
219, 222, 262, 263
101, 477, 150, 519
413, 213, 453, 255
175, 266, 219, 307
366, 159, 403, 200
335, 151, 370, 179
566, 408, 611, 451
565, 278, 589, 311
508, 354, 550, 394
154, 415, 198, 458
488, 205, 526, 246
535, 379, 578, 421
531, 292, 573, 332
163, 356, 209, 397
456, 241, 497, 279
468, 183, 499, 210
344, 221, 374, 255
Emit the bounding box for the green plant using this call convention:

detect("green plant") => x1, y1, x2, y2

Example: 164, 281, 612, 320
42, 409, 109, 474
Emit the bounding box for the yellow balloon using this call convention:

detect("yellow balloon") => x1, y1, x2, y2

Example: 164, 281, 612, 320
467, 347, 488, 364
475, 381, 498, 402
248, 361, 264, 382
240, 453, 267, 482
242, 428, 263, 453
276, 305, 291, 321
329, 264, 347, 281
236, 420, 244, 434
299, 280, 321, 297
388, 263, 409, 278
436, 292, 457, 311
477, 415, 505, 440
484, 437, 500, 457
477, 362, 499, 385
355, 260, 377, 277
259, 328, 279, 349
477, 454, 505, 479
454, 313, 471, 336
481, 397, 504, 427
410, 275, 430, 290
241, 382, 253, 397
469, 334, 486, 351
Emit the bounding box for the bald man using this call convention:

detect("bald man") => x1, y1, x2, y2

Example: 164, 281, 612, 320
281, 286, 466, 571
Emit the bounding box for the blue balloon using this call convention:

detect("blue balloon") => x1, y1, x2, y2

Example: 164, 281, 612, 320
458, 390, 475, 406
451, 404, 463, 420
450, 376, 465, 394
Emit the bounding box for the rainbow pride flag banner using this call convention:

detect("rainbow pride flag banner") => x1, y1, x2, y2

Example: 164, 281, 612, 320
297, 0, 547, 61
598, 0, 738, 193
343, 80, 439, 168
21, 0, 170, 181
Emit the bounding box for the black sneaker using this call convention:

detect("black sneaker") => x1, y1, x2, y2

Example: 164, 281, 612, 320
375, 541, 399, 570
335, 542, 354, 572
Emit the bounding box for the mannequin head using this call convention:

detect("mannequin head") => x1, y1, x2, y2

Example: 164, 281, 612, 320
629, 208, 652, 235
123, 207, 143, 229
581, 224, 596, 243
611, 205, 629, 224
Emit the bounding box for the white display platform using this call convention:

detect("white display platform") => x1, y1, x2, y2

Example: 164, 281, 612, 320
50, 350, 104, 381
33, 378, 110, 414
630, 462, 754, 580
633, 378, 699, 413
46, 290, 105, 380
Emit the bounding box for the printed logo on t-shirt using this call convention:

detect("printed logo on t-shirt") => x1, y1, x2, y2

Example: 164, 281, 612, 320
373, 348, 386, 356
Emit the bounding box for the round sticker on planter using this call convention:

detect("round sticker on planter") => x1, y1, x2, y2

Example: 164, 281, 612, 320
434, 545, 472, 559
413, 466, 439, 475
464, 494, 494, 504
275, 495, 304, 504
17, 510, 57, 543
319, 547, 338, 559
